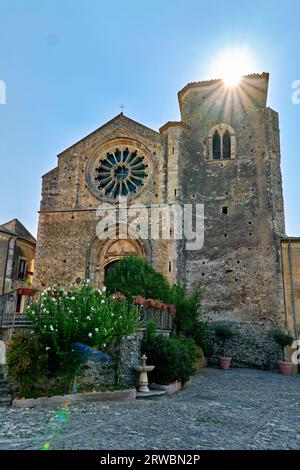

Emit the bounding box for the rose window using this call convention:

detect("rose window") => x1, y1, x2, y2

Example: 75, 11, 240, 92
95, 148, 148, 197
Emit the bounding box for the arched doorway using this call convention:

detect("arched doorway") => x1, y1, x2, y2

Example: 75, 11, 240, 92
86, 224, 152, 286
104, 260, 119, 280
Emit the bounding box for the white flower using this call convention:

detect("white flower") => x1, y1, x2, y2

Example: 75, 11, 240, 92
88, 332, 92, 337
50, 325, 54, 331
86, 279, 90, 284
95, 328, 99, 332
102, 286, 107, 292
87, 316, 91, 320
71, 297, 75, 301
103, 343, 106, 348
45, 346, 50, 351
101, 300, 105, 304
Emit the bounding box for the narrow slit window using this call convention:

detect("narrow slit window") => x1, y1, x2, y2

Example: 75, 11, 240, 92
212, 131, 221, 160
223, 130, 231, 159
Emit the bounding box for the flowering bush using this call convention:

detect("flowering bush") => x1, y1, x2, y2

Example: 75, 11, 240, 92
7, 282, 140, 396
26, 281, 140, 372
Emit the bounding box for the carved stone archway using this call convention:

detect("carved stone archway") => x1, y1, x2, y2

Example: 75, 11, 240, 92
86, 224, 152, 286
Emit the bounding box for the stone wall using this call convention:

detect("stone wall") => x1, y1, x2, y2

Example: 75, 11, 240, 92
208, 321, 282, 370
281, 238, 300, 337
76, 333, 142, 389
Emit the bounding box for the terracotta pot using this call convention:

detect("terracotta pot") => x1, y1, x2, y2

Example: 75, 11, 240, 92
218, 356, 232, 370
278, 361, 293, 375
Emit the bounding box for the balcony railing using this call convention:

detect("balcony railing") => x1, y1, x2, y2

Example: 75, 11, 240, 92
139, 306, 173, 332
0, 290, 174, 339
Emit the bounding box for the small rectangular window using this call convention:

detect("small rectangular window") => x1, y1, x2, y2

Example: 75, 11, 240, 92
18, 259, 27, 280
222, 207, 228, 215
169, 261, 172, 272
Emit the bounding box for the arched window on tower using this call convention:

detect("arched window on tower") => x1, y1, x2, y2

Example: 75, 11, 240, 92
212, 130, 221, 160
222, 130, 231, 159
207, 123, 236, 161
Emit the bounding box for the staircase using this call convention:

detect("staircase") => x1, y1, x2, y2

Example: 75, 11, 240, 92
0, 371, 11, 406
0, 290, 32, 340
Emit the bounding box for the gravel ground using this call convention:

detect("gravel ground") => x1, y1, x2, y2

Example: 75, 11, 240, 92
0, 368, 300, 450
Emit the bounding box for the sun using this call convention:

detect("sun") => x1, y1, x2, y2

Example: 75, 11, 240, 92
210, 48, 256, 87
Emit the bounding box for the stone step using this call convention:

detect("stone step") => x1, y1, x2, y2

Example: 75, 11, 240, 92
0, 397, 11, 406
0, 387, 10, 394
136, 390, 166, 400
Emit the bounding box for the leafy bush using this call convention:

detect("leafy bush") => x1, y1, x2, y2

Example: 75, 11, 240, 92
26, 282, 140, 358
106, 256, 213, 356
215, 325, 234, 357
8, 282, 141, 396
105, 256, 172, 302
272, 330, 294, 361
141, 320, 198, 384
170, 285, 213, 355
7, 333, 48, 386
7, 333, 83, 397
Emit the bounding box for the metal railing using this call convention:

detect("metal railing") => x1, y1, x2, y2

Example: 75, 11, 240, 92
0, 291, 173, 338
0, 290, 34, 337
139, 306, 173, 332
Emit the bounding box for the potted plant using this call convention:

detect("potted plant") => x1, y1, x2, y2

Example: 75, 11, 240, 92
272, 330, 294, 375
215, 325, 234, 370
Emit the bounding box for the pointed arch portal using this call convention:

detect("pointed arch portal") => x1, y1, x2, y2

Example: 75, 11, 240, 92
86, 225, 152, 286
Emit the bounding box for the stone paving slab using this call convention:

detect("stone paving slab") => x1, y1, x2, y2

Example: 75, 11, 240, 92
0, 368, 300, 450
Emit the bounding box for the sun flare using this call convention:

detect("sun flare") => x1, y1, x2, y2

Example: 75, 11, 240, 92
210, 48, 256, 87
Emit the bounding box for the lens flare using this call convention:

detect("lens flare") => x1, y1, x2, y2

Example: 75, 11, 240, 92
210, 48, 256, 87
40, 442, 50, 450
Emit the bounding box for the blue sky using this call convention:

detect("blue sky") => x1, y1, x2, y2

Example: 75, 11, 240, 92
0, 0, 299, 237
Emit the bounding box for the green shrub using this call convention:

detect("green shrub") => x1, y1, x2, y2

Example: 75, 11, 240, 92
26, 282, 140, 357
105, 256, 172, 302
272, 329, 294, 361
7, 333, 48, 387
7, 333, 83, 397
170, 285, 213, 355
8, 281, 141, 396
215, 325, 234, 356
106, 256, 213, 355
141, 320, 197, 384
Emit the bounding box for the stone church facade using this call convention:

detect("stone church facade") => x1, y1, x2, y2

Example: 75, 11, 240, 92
34, 73, 288, 367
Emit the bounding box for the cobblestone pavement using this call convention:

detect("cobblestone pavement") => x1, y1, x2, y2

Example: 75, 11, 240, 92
0, 368, 300, 450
